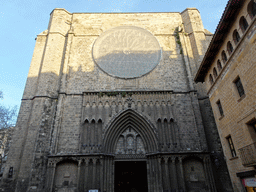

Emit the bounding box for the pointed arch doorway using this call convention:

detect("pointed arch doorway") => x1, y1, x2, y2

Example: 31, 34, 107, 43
114, 126, 148, 192
103, 109, 158, 192
115, 160, 148, 192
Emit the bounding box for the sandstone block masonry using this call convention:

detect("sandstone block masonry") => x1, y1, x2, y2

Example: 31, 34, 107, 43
1, 8, 232, 192
195, 0, 256, 191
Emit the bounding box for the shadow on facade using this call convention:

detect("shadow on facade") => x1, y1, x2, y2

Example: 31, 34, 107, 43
0, 44, 232, 192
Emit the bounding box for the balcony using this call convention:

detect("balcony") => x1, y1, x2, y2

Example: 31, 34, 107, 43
238, 142, 256, 167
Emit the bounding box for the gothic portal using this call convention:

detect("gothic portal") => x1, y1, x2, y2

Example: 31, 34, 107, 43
1, 8, 233, 192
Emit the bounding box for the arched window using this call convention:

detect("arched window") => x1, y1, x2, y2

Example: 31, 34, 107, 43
227, 41, 234, 55
222, 51, 228, 63
209, 74, 214, 85
213, 68, 218, 78
233, 30, 240, 45
239, 16, 249, 33
217, 60, 222, 72
248, 0, 256, 18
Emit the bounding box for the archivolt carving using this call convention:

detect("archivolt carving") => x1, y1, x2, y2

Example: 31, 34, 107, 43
115, 127, 146, 155
103, 109, 158, 154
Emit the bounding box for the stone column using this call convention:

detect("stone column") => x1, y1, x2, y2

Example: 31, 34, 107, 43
107, 158, 111, 191
98, 102, 103, 120
105, 102, 110, 122
103, 158, 107, 192
88, 122, 92, 152
205, 156, 217, 192
84, 159, 89, 192
174, 122, 180, 150
178, 157, 186, 191
51, 95, 65, 154
153, 157, 159, 191
148, 157, 153, 191
92, 158, 97, 188
91, 121, 95, 152
161, 121, 165, 151
147, 159, 152, 192
164, 157, 170, 191
100, 158, 104, 192
84, 121, 89, 152
110, 158, 114, 192
46, 161, 56, 191
164, 120, 169, 151
77, 160, 81, 191
98, 120, 103, 152
158, 157, 163, 192
171, 157, 178, 191
151, 157, 157, 192
94, 121, 98, 152
203, 156, 211, 191
157, 120, 163, 152
169, 121, 174, 150
152, 158, 158, 192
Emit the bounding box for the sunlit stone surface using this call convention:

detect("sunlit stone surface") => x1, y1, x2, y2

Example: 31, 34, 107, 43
92, 26, 161, 78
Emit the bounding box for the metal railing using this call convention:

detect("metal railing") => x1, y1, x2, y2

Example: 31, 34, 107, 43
238, 142, 256, 166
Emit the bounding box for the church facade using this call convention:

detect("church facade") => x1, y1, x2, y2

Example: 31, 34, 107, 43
1, 8, 233, 192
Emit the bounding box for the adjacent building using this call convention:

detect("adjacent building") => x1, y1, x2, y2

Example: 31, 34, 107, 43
195, 0, 256, 191
1, 7, 233, 192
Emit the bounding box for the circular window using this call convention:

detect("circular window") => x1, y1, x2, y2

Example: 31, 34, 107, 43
92, 26, 161, 79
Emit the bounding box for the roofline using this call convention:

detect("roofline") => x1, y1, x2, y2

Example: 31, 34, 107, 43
50, 8, 202, 15
194, 0, 244, 82
72, 11, 181, 14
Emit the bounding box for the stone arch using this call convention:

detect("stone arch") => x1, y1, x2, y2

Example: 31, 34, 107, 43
217, 60, 222, 72
103, 109, 158, 154
182, 156, 208, 192
221, 50, 227, 63
248, 0, 256, 18
239, 16, 249, 33
233, 29, 240, 45
227, 41, 234, 55
54, 159, 78, 191
213, 67, 218, 78
209, 74, 214, 85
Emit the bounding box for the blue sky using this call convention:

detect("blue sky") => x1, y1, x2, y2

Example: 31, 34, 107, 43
0, 0, 227, 112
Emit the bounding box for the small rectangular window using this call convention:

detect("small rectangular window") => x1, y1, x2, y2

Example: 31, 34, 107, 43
226, 136, 237, 157
247, 119, 256, 142
216, 100, 224, 117
234, 77, 245, 97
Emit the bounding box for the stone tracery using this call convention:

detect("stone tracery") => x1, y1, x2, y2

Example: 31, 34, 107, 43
115, 127, 146, 155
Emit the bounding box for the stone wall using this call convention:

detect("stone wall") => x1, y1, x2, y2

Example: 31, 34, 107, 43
0, 8, 233, 192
